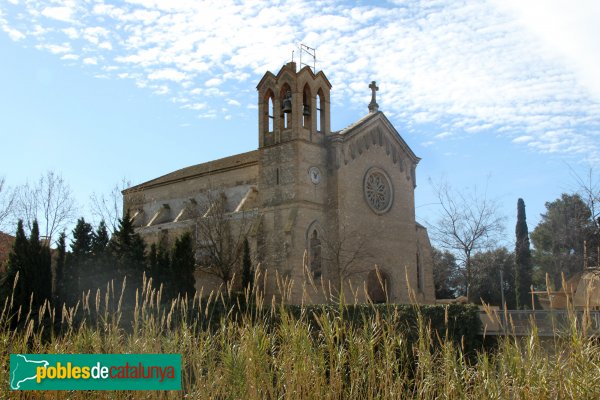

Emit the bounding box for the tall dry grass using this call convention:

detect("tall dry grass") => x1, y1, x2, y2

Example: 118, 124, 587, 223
1, 270, 600, 399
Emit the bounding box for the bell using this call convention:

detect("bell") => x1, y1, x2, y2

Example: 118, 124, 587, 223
303, 105, 311, 116
282, 97, 292, 114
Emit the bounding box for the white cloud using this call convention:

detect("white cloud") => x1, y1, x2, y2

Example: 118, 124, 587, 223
1, 0, 599, 161
83, 26, 110, 44
183, 103, 207, 110
493, 0, 600, 101
205, 78, 222, 87
61, 54, 78, 60
37, 43, 71, 54
2, 26, 25, 41
62, 27, 78, 39
41, 7, 74, 23
512, 135, 534, 143
153, 85, 169, 95
148, 68, 188, 82
83, 57, 97, 65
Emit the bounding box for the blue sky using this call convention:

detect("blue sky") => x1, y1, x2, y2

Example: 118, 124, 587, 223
1, 0, 599, 245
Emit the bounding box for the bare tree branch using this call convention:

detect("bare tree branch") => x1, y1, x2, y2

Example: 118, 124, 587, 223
427, 178, 505, 301
0, 176, 16, 232
320, 224, 373, 295
569, 165, 600, 232
195, 190, 255, 285
13, 171, 76, 242
90, 178, 132, 234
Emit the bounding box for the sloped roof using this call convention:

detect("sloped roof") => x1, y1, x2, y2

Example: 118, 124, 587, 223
331, 111, 420, 164
123, 150, 259, 193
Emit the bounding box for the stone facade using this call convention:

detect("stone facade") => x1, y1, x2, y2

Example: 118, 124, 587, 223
123, 62, 436, 304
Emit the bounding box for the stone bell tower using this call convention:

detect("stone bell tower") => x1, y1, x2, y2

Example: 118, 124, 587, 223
255, 62, 333, 301
256, 61, 332, 147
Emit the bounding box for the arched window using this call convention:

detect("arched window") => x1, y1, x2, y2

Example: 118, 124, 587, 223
367, 268, 388, 303
268, 97, 274, 132
264, 89, 274, 133
302, 84, 311, 128
309, 230, 322, 279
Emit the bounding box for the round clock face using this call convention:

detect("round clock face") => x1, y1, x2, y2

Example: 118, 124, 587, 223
308, 166, 321, 185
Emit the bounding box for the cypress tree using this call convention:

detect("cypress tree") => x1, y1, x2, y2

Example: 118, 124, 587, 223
1, 220, 29, 311
170, 233, 195, 298
148, 242, 170, 292
241, 238, 253, 291
148, 243, 158, 281
28, 220, 42, 301
515, 198, 533, 309
29, 220, 52, 307
54, 231, 67, 304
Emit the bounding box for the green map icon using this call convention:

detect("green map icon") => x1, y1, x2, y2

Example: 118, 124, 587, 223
10, 354, 49, 390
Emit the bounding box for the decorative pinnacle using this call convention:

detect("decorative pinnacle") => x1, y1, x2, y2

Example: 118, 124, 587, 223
368, 81, 379, 113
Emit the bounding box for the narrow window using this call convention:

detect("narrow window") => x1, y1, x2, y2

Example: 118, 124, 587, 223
416, 252, 422, 291
268, 96, 274, 132
309, 230, 322, 279
276, 168, 279, 185
316, 93, 321, 132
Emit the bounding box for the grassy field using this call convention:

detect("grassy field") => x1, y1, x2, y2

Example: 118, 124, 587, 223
2, 274, 600, 399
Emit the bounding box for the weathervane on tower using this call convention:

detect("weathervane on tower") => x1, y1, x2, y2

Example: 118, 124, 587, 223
368, 81, 379, 113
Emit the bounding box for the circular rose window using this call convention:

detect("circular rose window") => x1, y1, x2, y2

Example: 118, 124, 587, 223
363, 168, 393, 214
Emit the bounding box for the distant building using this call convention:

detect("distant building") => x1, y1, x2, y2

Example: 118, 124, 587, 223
0, 231, 15, 273
123, 62, 436, 304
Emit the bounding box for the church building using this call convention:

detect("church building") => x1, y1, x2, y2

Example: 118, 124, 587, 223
122, 62, 436, 304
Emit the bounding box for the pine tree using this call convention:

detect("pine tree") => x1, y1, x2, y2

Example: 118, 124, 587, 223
92, 220, 110, 256
65, 218, 94, 299
170, 233, 195, 298
241, 238, 253, 291
110, 210, 145, 283
69, 218, 93, 263
91, 220, 113, 280
515, 198, 533, 309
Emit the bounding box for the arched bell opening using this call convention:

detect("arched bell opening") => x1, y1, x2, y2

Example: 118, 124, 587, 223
280, 83, 292, 130
263, 89, 275, 134
316, 88, 325, 133
302, 84, 312, 130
